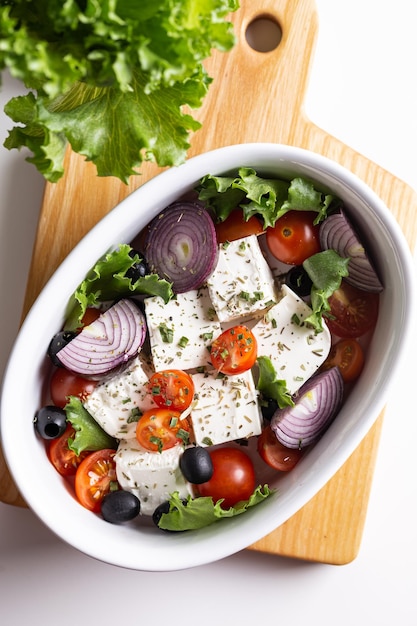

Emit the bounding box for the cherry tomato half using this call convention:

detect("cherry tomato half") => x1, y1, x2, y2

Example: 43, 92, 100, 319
136, 408, 190, 452
197, 447, 256, 509
266, 210, 321, 265
326, 281, 379, 339
321, 338, 365, 383
47, 425, 90, 476
257, 426, 303, 471
75, 449, 117, 512
215, 209, 264, 243
50, 367, 97, 408
148, 369, 194, 411
210, 325, 257, 375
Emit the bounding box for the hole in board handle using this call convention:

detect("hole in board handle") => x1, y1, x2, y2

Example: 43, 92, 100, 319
245, 16, 282, 53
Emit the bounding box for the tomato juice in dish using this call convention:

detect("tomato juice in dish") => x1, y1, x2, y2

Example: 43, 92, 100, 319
34, 169, 383, 532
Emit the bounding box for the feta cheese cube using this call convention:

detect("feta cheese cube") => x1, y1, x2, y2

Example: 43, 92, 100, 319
144, 287, 221, 371
206, 235, 278, 323
83, 355, 156, 440
114, 439, 193, 515
251, 285, 331, 394
189, 369, 263, 446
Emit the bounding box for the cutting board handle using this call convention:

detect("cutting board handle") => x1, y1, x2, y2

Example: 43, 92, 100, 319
191, 0, 319, 152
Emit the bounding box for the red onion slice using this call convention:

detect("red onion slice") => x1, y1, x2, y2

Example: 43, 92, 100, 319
320, 210, 383, 293
144, 202, 218, 293
270, 367, 344, 449
56, 299, 146, 377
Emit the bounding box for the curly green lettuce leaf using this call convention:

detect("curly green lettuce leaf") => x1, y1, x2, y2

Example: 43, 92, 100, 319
256, 356, 294, 409
303, 249, 350, 332
4, 69, 206, 183
65, 396, 117, 456
158, 485, 273, 531
196, 168, 340, 228
0, 0, 238, 181
65, 244, 173, 331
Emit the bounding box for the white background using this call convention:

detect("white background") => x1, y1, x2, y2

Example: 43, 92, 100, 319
1, 1, 416, 623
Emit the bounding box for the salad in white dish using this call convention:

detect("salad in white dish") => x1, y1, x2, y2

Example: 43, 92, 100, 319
33, 169, 382, 532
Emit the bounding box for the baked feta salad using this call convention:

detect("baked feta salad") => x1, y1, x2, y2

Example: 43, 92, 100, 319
34, 168, 383, 531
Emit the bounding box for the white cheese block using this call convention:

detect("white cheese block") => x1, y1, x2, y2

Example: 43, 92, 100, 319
144, 287, 221, 371
114, 439, 193, 515
206, 235, 278, 323
251, 284, 331, 394
189, 369, 263, 446
83, 355, 156, 440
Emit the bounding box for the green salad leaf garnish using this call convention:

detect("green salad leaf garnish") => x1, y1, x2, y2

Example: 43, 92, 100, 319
158, 485, 273, 531
65, 396, 117, 456
256, 356, 294, 409
196, 168, 340, 228
64, 244, 173, 330
303, 249, 350, 332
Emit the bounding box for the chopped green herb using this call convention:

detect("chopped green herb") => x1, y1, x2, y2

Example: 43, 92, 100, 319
291, 313, 301, 326
127, 408, 142, 423
178, 336, 189, 348
159, 322, 174, 343
176, 429, 190, 446
207, 307, 217, 320
150, 436, 163, 453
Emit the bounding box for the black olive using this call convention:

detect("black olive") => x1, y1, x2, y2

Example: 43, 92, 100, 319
34, 405, 67, 440
180, 446, 214, 484
101, 490, 140, 524
47, 330, 77, 366
260, 397, 279, 422
284, 265, 313, 297
152, 500, 171, 528
125, 249, 149, 282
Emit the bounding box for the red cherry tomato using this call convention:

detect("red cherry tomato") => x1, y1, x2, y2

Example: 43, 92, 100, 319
210, 325, 257, 375
215, 209, 264, 243
50, 367, 97, 408
79, 307, 101, 328
257, 426, 303, 471
47, 425, 90, 476
321, 338, 365, 383
75, 449, 117, 512
266, 211, 321, 265
326, 280, 379, 339
148, 369, 194, 411
197, 447, 256, 509
136, 408, 190, 452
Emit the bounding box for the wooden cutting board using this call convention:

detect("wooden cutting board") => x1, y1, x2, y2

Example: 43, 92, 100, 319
1, 0, 416, 564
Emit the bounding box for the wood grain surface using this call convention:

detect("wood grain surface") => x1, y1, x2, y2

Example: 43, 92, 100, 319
1, 0, 416, 564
